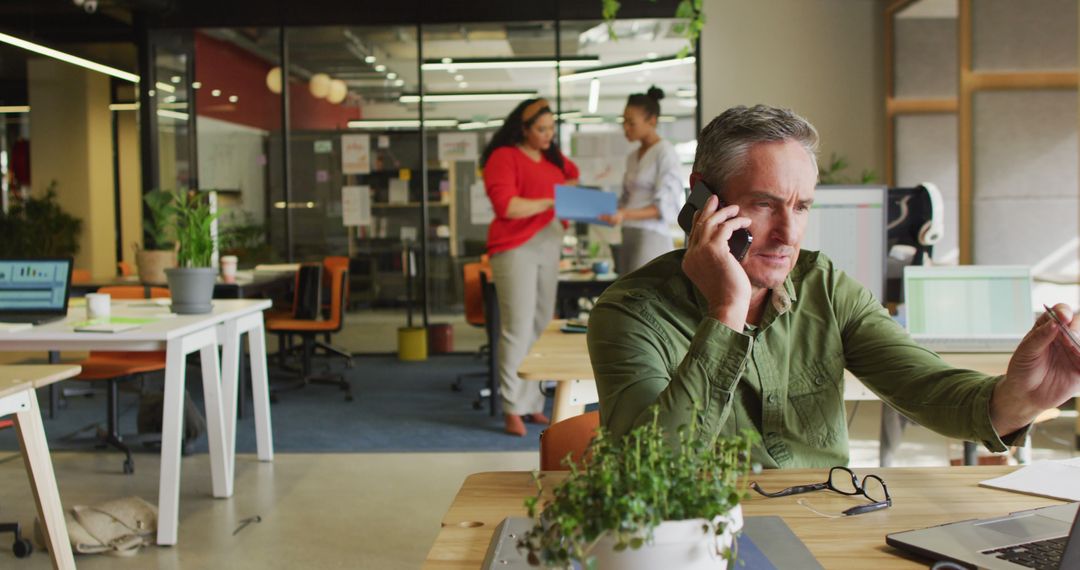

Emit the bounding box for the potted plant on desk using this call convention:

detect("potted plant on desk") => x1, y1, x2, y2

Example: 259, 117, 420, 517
134, 188, 178, 285
521, 408, 755, 570
164, 189, 220, 314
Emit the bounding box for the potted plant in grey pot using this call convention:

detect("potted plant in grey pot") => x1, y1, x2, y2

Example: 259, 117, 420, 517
521, 408, 756, 570
165, 189, 219, 314
135, 188, 178, 285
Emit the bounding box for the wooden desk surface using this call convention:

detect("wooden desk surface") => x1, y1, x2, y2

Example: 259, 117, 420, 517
424, 466, 1064, 569
0, 365, 81, 399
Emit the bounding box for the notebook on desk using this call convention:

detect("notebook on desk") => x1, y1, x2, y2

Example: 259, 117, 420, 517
903, 265, 1033, 353
0, 258, 72, 325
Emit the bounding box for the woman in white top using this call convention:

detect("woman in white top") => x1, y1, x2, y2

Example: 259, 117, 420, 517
599, 86, 683, 274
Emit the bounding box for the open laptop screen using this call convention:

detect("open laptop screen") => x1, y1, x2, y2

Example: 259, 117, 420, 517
903, 265, 1033, 336
0, 259, 73, 313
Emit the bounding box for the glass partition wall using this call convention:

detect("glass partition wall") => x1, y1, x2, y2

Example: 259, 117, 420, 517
146, 19, 697, 353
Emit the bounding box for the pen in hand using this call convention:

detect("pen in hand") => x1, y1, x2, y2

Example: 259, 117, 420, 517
1042, 304, 1080, 352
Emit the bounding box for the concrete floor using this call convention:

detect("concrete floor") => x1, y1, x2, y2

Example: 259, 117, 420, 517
0, 402, 1075, 568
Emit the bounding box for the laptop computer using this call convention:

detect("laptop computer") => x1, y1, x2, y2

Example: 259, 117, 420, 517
903, 265, 1033, 353
888, 502, 1080, 569
0, 258, 73, 325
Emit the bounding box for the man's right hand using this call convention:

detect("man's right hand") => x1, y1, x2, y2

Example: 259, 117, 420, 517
681, 194, 753, 331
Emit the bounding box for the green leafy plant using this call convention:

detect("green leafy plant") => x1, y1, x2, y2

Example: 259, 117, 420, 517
171, 189, 219, 268
602, 0, 704, 56
520, 407, 756, 568
0, 182, 82, 258
818, 153, 878, 185
218, 210, 277, 266
143, 188, 177, 250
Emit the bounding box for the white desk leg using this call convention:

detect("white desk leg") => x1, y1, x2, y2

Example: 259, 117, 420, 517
200, 335, 231, 499
13, 394, 75, 570
157, 337, 187, 546
219, 319, 240, 477
247, 319, 273, 462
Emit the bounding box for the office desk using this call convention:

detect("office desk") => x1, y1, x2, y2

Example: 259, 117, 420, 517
73, 270, 294, 300
520, 321, 1014, 423
0, 300, 274, 545
1, 365, 81, 570
555, 272, 616, 319
424, 466, 1063, 569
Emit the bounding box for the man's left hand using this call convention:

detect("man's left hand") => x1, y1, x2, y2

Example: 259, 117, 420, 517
991, 303, 1080, 436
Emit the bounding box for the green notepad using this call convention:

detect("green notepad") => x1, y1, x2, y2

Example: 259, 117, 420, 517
72, 316, 158, 333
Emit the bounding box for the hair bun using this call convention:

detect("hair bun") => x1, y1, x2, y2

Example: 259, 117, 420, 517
646, 86, 665, 101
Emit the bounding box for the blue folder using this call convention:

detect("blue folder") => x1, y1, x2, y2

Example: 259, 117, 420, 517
555, 185, 617, 225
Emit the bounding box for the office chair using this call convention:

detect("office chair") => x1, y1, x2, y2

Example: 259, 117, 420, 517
539, 411, 600, 471
267, 264, 354, 401
0, 420, 34, 558
452, 266, 500, 416
451, 258, 490, 391
320, 256, 351, 352
117, 261, 134, 277
71, 268, 92, 285
73, 285, 170, 474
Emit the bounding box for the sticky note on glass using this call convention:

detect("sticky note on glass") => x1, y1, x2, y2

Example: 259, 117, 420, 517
555, 185, 617, 225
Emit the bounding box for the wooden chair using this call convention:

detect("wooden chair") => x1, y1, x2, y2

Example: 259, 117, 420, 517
539, 411, 600, 471
266, 264, 354, 401
73, 285, 170, 474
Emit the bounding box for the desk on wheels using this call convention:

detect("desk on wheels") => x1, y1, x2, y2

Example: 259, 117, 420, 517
0, 300, 274, 545
0, 365, 81, 570
423, 466, 1064, 569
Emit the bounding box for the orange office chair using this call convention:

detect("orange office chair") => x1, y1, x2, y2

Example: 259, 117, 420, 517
117, 261, 134, 277
266, 264, 354, 401
74, 285, 170, 474
321, 256, 351, 345
71, 269, 92, 285
452, 258, 499, 415
539, 411, 600, 471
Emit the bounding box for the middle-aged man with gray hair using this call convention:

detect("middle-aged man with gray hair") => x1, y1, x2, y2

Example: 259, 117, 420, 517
587, 104, 1080, 468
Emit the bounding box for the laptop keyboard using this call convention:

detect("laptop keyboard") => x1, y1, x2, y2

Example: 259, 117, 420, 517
985, 536, 1067, 569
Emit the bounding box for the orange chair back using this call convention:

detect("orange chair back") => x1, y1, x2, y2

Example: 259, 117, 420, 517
97, 285, 170, 299
72, 269, 92, 284
325, 265, 348, 330
540, 411, 600, 471
117, 261, 134, 277
462, 260, 492, 327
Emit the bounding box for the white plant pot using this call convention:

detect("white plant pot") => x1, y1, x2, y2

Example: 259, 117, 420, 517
591, 505, 743, 570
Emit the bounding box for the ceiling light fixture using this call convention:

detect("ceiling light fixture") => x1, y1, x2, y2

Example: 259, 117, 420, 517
374, 64, 386, 73
587, 78, 600, 114
228, 95, 239, 103
192, 81, 202, 89
0, 105, 30, 114
386, 72, 398, 80
0, 31, 139, 83
558, 55, 696, 83
364, 55, 376, 64
399, 91, 536, 103
347, 118, 459, 129
422, 57, 600, 71
211, 89, 221, 97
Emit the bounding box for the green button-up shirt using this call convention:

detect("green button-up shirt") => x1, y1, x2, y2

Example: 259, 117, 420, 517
587, 249, 1017, 468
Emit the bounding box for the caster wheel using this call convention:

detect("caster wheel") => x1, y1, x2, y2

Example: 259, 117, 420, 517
450, 383, 462, 392
123, 459, 135, 475
472, 401, 482, 410
13, 538, 33, 558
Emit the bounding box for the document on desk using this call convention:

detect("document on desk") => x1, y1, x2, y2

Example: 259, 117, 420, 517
979, 457, 1080, 501
555, 185, 616, 225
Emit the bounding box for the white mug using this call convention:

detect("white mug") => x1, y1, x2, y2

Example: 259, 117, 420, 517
86, 293, 111, 319
220, 255, 238, 284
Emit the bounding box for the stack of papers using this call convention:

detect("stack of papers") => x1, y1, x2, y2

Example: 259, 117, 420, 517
979, 457, 1080, 501
0, 322, 32, 333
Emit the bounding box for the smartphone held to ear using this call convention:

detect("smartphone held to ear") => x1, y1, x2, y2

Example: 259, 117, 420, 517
677, 180, 753, 261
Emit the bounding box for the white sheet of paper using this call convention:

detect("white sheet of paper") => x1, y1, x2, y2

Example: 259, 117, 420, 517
469, 181, 494, 225
979, 457, 1080, 501
438, 132, 478, 161
341, 134, 371, 174
342, 185, 371, 226
389, 178, 410, 204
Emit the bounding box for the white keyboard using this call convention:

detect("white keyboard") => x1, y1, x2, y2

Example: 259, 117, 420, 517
912, 336, 1022, 353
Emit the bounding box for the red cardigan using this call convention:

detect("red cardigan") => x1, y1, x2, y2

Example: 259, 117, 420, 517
484, 146, 580, 255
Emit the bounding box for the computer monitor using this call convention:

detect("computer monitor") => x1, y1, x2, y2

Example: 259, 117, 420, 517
801, 185, 888, 302
0, 259, 73, 315
903, 265, 1033, 337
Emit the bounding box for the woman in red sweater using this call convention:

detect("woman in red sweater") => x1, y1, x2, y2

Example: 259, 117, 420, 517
480, 98, 579, 436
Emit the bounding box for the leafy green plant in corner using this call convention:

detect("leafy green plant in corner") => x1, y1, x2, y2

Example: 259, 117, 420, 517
818, 152, 878, 185
520, 407, 757, 568
143, 188, 177, 250
0, 181, 82, 258
603, 0, 704, 57
172, 189, 219, 268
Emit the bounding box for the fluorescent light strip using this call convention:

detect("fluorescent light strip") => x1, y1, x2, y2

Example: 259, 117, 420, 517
109, 103, 138, 111
422, 58, 599, 71
587, 79, 600, 114
457, 121, 488, 130
567, 117, 605, 124
348, 119, 459, 129
0, 105, 30, 114
399, 92, 536, 103
154, 82, 176, 94
0, 31, 139, 83
157, 109, 189, 121
559, 56, 696, 83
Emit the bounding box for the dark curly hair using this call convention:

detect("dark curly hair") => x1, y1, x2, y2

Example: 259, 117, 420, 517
480, 98, 566, 172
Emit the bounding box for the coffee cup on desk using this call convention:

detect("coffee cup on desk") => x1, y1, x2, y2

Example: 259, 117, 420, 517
86, 293, 111, 319
591, 261, 610, 275
220, 255, 238, 284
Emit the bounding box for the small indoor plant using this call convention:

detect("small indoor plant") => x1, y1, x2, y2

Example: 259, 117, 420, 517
0, 182, 82, 258
164, 189, 220, 314
521, 408, 756, 570
134, 188, 178, 285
